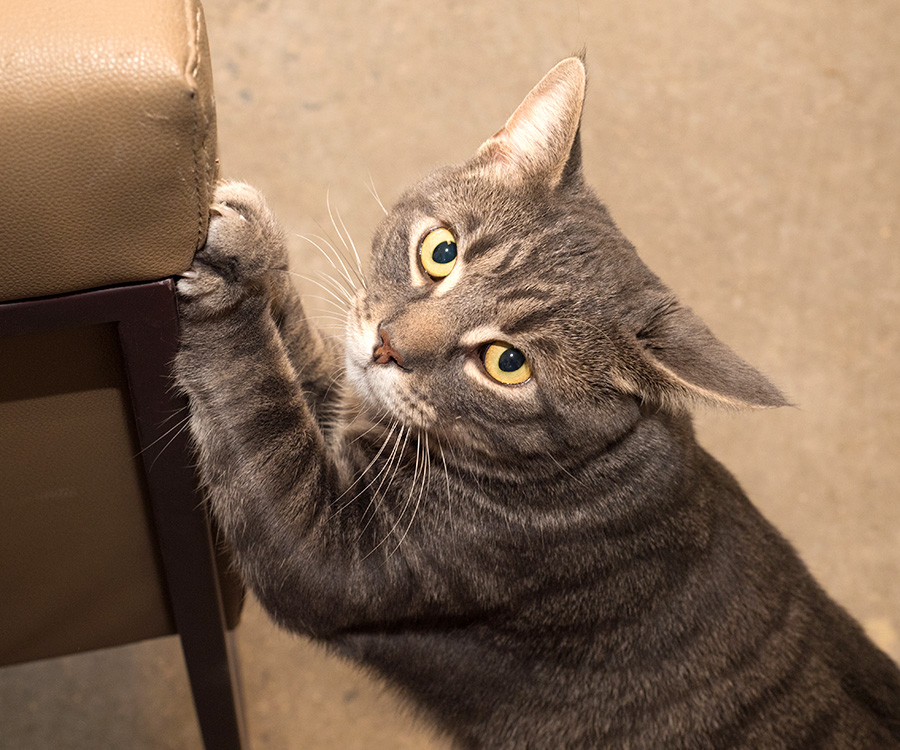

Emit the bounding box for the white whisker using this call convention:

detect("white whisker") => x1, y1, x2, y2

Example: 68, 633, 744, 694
314, 269, 355, 303
148, 416, 193, 470
437, 436, 453, 526
365, 172, 388, 216
383, 429, 422, 557
333, 201, 365, 284
136, 412, 191, 459
281, 269, 352, 304
304, 312, 347, 323
154, 405, 191, 428
391, 431, 429, 556
360, 424, 410, 552
325, 189, 367, 289
296, 231, 340, 272
320, 366, 347, 405
329, 419, 400, 518
297, 233, 359, 290
298, 293, 349, 314
311, 226, 367, 290
346, 413, 390, 444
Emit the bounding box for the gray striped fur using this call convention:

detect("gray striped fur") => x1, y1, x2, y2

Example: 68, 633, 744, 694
175, 59, 900, 748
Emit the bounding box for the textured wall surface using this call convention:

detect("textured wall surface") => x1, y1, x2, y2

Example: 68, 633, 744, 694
2, 2, 896, 748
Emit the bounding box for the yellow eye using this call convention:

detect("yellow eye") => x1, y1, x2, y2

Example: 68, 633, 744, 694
482, 342, 532, 385
420, 227, 458, 279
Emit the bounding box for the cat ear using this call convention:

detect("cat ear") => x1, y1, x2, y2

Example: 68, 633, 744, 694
621, 293, 789, 410
477, 57, 586, 188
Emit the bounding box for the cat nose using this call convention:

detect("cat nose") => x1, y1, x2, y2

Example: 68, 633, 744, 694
373, 328, 406, 368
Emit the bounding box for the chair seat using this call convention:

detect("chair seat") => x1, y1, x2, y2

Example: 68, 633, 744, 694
0, 0, 217, 303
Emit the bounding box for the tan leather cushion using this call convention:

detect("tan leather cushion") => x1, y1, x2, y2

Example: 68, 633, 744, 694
0, 0, 217, 303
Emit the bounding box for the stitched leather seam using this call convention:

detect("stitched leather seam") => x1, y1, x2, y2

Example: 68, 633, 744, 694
185, 0, 205, 251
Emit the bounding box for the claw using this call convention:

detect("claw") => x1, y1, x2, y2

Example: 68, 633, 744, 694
209, 202, 245, 220
179, 269, 199, 279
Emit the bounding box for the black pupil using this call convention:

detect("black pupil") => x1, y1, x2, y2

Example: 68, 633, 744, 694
497, 348, 525, 372
431, 240, 457, 265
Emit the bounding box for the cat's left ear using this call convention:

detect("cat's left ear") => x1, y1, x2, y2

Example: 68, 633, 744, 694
620, 292, 790, 411
477, 57, 585, 188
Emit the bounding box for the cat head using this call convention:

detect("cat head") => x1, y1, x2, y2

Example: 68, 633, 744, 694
345, 57, 786, 460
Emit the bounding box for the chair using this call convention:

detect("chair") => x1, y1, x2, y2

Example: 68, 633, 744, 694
0, 0, 247, 747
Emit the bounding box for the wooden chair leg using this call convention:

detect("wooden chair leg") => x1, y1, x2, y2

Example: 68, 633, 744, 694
119, 280, 248, 750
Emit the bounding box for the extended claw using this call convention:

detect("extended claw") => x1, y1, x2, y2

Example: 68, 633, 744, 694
209, 202, 245, 220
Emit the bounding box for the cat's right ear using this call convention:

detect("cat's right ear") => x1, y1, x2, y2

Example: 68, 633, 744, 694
476, 57, 586, 189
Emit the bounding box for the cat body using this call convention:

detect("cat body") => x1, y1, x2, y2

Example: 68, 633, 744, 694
175, 58, 900, 748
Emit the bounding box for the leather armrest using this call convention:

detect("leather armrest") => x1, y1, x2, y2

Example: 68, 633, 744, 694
0, 0, 217, 302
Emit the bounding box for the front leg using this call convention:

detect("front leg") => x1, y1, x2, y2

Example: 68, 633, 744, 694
269, 271, 343, 430
175, 182, 412, 635
185, 181, 339, 425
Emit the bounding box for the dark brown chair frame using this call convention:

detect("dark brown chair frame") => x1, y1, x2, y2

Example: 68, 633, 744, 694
0, 279, 246, 750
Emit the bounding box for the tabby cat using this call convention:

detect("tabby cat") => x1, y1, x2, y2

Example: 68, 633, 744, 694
175, 58, 900, 748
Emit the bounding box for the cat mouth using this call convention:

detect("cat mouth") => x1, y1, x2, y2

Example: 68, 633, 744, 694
363, 367, 436, 428
343, 324, 428, 427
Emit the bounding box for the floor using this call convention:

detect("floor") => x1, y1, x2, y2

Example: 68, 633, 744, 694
2, 0, 898, 747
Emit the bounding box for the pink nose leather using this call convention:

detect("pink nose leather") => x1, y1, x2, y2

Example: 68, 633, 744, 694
373, 328, 405, 368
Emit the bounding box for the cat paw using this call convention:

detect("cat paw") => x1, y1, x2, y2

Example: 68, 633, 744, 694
177, 180, 288, 316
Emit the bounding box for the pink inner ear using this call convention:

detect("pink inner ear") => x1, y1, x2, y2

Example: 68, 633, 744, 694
477, 57, 586, 185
